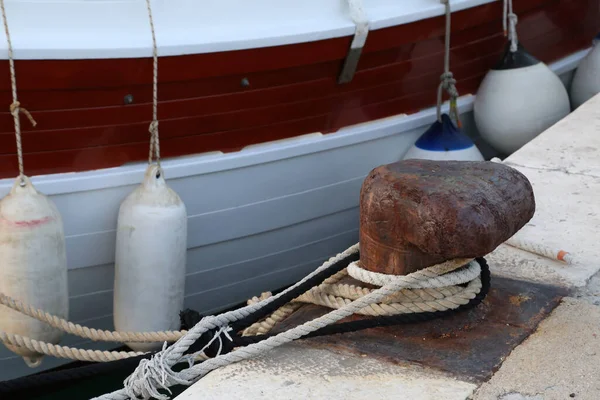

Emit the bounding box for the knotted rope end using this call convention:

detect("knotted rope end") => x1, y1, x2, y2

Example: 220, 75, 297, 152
10, 101, 37, 127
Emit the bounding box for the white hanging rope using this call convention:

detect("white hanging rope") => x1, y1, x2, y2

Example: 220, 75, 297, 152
145, 0, 160, 168
503, 0, 518, 52
0, 0, 37, 186
437, 0, 461, 127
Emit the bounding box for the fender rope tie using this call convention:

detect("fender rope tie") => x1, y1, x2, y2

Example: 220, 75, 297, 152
437, 0, 461, 127
503, 0, 519, 52
0, 0, 37, 185
145, 0, 161, 170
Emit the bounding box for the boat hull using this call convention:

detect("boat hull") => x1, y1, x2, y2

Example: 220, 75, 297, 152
0, 50, 585, 379
0, 0, 596, 178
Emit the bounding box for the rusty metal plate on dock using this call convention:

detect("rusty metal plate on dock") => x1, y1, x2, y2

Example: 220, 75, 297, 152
273, 275, 566, 383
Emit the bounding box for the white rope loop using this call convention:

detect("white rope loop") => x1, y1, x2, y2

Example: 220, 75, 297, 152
145, 0, 160, 168
437, 0, 461, 126
503, 0, 519, 52
0, 0, 37, 185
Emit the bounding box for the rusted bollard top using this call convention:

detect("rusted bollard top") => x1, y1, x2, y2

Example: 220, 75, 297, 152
359, 159, 535, 275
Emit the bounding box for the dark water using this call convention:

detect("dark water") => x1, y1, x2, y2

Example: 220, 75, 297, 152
16, 369, 189, 400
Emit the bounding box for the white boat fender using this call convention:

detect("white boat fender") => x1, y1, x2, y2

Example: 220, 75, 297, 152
473, 42, 570, 155
570, 32, 600, 109
403, 113, 484, 161
113, 164, 187, 352
0, 176, 69, 367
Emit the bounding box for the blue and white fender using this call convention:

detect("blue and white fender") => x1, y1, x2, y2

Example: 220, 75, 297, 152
403, 113, 484, 161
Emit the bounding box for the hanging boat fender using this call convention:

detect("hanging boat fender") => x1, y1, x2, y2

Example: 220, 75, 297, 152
0, 177, 69, 367
113, 164, 187, 352
403, 113, 484, 161
473, 43, 570, 155
570, 33, 600, 109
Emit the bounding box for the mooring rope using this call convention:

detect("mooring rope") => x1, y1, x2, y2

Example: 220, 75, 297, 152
437, 0, 461, 127
0, 331, 146, 363
0, 293, 187, 343
0, 256, 490, 396
145, 0, 161, 169
0, 246, 354, 365
243, 258, 481, 336
0, 0, 37, 185
0, 244, 481, 365
503, 0, 518, 52
91, 245, 485, 400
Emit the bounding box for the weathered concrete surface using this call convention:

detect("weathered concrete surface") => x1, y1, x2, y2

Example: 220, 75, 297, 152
486, 168, 600, 287
273, 276, 565, 383
474, 297, 600, 400
360, 159, 535, 275
574, 270, 600, 306
488, 92, 600, 288
175, 343, 477, 400
501, 93, 600, 179
175, 92, 600, 400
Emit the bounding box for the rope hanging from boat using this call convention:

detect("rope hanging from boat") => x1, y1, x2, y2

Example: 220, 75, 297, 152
145, 0, 161, 169
0, 0, 37, 185
437, 0, 461, 127
503, 0, 519, 52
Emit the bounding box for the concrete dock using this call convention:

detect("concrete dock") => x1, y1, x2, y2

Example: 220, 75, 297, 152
175, 93, 600, 400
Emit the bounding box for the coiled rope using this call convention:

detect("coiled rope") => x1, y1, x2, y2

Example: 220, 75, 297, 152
437, 0, 461, 127
243, 258, 481, 336
0, 0, 37, 186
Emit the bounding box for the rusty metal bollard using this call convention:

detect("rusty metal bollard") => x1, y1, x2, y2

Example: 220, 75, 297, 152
359, 159, 535, 275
